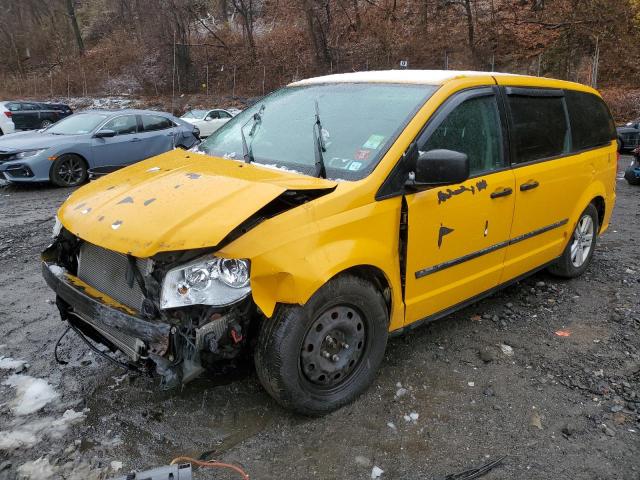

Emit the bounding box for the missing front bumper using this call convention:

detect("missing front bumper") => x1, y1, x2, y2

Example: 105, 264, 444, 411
42, 259, 171, 360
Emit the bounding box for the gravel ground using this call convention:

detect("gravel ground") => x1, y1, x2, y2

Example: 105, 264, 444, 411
0, 156, 638, 480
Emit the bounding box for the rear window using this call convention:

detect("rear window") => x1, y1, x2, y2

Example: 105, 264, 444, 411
565, 91, 615, 150
142, 115, 174, 131
507, 91, 570, 164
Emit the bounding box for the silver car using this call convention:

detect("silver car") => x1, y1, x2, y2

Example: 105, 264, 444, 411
0, 109, 200, 187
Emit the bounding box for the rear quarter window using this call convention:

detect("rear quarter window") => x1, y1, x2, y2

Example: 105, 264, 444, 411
142, 115, 174, 131
565, 91, 616, 151
506, 91, 570, 164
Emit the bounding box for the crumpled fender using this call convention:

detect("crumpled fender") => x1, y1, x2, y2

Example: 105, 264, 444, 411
218, 192, 406, 331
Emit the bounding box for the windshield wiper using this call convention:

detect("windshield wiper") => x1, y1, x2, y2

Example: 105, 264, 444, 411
241, 104, 265, 164
313, 100, 327, 178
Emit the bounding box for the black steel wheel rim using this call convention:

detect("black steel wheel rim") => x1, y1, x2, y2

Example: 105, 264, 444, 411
299, 304, 367, 390
57, 157, 84, 185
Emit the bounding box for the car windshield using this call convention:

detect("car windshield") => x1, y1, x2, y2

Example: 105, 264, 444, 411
47, 113, 109, 135
182, 110, 207, 119
198, 83, 437, 180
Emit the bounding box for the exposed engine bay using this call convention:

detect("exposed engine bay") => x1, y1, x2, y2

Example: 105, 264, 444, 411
43, 228, 260, 389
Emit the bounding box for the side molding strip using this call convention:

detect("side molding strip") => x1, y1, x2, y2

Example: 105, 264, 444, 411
415, 218, 568, 279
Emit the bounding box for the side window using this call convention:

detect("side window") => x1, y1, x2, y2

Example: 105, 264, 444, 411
565, 91, 616, 151
207, 111, 220, 120
142, 115, 173, 131
23, 103, 40, 111
507, 92, 569, 164
101, 115, 138, 135
421, 95, 504, 176
219, 111, 232, 119
7, 103, 21, 111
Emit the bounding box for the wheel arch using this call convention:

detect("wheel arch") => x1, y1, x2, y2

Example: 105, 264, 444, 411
326, 265, 393, 321
590, 195, 606, 233
48, 152, 90, 184
568, 181, 608, 236
250, 258, 404, 331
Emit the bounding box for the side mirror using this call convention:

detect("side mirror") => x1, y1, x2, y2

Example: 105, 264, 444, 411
94, 129, 116, 138
411, 149, 470, 186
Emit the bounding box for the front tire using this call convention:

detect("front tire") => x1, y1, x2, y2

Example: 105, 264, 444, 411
254, 275, 389, 416
548, 204, 598, 278
50, 154, 87, 187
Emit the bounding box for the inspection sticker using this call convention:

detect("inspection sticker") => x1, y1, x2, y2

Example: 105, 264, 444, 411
348, 161, 363, 171
362, 134, 385, 150
354, 149, 372, 161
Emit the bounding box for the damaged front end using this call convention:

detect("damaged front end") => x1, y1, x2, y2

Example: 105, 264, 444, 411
42, 229, 258, 389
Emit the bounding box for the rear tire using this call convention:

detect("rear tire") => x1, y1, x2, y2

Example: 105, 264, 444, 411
548, 204, 598, 278
254, 275, 388, 416
40, 119, 53, 129
50, 154, 88, 187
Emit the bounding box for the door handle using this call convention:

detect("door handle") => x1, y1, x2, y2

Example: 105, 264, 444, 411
490, 187, 513, 199
520, 180, 539, 191
131, 138, 141, 142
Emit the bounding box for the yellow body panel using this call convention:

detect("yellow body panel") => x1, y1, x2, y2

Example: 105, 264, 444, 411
56, 71, 617, 333
403, 169, 516, 323
59, 150, 336, 257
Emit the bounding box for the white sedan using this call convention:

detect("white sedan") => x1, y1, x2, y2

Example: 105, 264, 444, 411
180, 109, 235, 138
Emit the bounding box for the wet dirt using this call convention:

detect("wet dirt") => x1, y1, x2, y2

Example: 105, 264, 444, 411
0, 157, 638, 479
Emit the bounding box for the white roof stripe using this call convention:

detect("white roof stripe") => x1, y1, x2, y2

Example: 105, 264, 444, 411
289, 70, 521, 87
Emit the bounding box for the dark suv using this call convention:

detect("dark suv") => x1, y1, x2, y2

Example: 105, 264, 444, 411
616, 119, 640, 151
0, 101, 73, 131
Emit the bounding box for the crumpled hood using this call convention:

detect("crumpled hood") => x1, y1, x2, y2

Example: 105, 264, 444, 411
0, 131, 71, 151
58, 150, 336, 257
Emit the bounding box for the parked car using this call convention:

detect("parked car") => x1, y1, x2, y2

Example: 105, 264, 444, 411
616, 119, 640, 151
0, 102, 16, 136
624, 147, 640, 185
42, 70, 616, 415
181, 109, 234, 137
0, 101, 73, 131
0, 109, 199, 187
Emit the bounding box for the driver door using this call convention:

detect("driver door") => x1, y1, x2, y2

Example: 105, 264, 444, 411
404, 88, 516, 324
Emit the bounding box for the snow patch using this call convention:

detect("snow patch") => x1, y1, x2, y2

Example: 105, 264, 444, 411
48, 265, 66, 278
0, 409, 86, 450
3, 375, 59, 415
17, 457, 57, 479
256, 163, 305, 175
0, 356, 27, 370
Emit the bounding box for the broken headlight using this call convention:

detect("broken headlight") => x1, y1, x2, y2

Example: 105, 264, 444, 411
160, 256, 250, 309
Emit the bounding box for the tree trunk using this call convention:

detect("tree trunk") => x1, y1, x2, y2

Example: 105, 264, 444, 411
65, 0, 84, 56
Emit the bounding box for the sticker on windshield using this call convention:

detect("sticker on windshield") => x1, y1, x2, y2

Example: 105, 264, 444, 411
362, 134, 385, 150
348, 161, 363, 171
354, 149, 372, 161
329, 157, 351, 169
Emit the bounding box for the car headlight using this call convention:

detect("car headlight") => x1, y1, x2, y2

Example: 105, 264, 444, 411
9, 149, 47, 160
52, 215, 62, 238
160, 256, 250, 309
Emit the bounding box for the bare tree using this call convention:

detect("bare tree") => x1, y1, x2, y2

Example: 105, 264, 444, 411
65, 0, 84, 56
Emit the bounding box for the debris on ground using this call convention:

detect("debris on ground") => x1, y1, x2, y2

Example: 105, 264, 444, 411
554, 330, 572, 337
442, 456, 506, 480
371, 466, 384, 478
529, 411, 543, 430
499, 344, 514, 356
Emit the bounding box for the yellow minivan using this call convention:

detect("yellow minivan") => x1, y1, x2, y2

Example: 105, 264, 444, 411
43, 70, 617, 415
